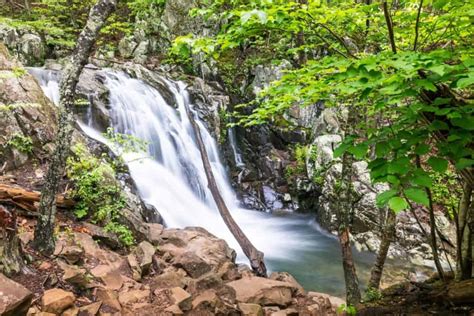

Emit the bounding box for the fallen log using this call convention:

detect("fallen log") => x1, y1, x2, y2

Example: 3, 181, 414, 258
184, 102, 267, 277
0, 183, 74, 212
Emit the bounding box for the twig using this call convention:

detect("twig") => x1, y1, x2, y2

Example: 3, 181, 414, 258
413, 0, 424, 51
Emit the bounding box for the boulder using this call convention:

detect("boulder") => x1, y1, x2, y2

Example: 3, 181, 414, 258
154, 287, 192, 312
95, 288, 121, 312
90, 264, 124, 290
118, 289, 150, 306
238, 303, 263, 316
41, 288, 75, 314
149, 268, 187, 290
79, 301, 102, 316
173, 252, 212, 278
269, 272, 305, 296
227, 276, 296, 307
0, 273, 33, 316
133, 241, 156, 275
60, 245, 84, 264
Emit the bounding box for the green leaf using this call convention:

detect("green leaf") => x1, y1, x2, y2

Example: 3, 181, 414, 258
412, 173, 433, 188
405, 187, 429, 206
375, 141, 390, 157
427, 157, 448, 172
333, 143, 349, 158
456, 76, 474, 88
376, 189, 398, 207
456, 158, 474, 169
388, 196, 408, 213
348, 143, 368, 159
414, 144, 430, 155
388, 157, 411, 175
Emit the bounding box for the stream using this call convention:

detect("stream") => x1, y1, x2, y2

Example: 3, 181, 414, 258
30, 67, 375, 297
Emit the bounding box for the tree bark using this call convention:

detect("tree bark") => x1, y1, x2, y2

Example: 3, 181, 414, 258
0, 205, 25, 275
368, 209, 396, 290
32, 0, 117, 255
426, 188, 445, 281
336, 107, 361, 306
456, 183, 473, 280
184, 105, 267, 277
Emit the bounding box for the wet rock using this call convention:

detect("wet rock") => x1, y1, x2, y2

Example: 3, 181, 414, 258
227, 276, 296, 307
0, 273, 33, 316
41, 288, 75, 314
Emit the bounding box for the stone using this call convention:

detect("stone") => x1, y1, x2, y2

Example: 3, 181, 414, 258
307, 292, 345, 309
272, 308, 298, 316
134, 241, 156, 275
60, 245, 84, 264
269, 272, 305, 296
41, 288, 75, 314
238, 303, 263, 316
91, 265, 123, 290
83, 223, 121, 250
164, 304, 183, 315
0, 273, 33, 316
173, 252, 212, 278
186, 273, 223, 294
118, 289, 150, 306
79, 301, 102, 316
60, 262, 90, 288
95, 288, 121, 312
127, 254, 142, 281
154, 287, 192, 311
62, 306, 80, 316
227, 276, 296, 307
144, 223, 164, 245
149, 268, 187, 290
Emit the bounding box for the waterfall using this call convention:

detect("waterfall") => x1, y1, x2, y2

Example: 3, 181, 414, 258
31, 68, 374, 296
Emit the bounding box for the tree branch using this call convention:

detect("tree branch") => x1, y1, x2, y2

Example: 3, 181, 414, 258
413, 0, 424, 51
383, 1, 397, 54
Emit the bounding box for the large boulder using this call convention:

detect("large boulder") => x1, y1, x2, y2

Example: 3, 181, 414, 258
41, 289, 75, 314
0, 44, 56, 172
0, 24, 46, 65
0, 273, 33, 316
226, 276, 297, 307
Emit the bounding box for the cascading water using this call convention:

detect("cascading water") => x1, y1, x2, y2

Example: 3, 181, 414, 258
31, 68, 374, 296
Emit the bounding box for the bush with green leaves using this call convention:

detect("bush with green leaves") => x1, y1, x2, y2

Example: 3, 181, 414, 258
7, 133, 33, 154
66, 143, 134, 246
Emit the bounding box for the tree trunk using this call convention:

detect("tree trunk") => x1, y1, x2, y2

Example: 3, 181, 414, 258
32, 0, 117, 255
184, 105, 267, 277
368, 209, 396, 290
336, 107, 361, 306
0, 206, 25, 275
426, 188, 445, 281
456, 183, 473, 280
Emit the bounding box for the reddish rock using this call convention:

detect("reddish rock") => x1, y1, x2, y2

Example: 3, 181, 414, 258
41, 288, 75, 314
0, 273, 33, 316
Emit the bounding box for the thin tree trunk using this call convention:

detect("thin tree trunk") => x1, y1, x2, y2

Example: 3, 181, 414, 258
0, 206, 25, 275
456, 183, 473, 280
32, 0, 117, 255
185, 105, 267, 277
368, 209, 396, 290
336, 107, 361, 306
426, 187, 445, 281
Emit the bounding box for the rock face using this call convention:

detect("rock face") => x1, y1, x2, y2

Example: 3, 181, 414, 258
0, 273, 33, 316
306, 107, 456, 269
0, 44, 56, 173
0, 24, 46, 65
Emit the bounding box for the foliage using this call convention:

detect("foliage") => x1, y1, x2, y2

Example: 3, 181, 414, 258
364, 287, 383, 302
66, 143, 134, 246
179, 0, 473, 215
7, 133, 33, 154
337, 303, 357, 316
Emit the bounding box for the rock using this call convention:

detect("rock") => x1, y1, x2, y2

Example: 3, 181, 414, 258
60, 245, 84, 264
446, 279, 474, 304
164, 304, 183, 315
91, 264, 123, 290
187, 273, 223, 294
307, 292, 345, 309
127, 254, 142, 281
41, 288, 75, 314
150, 269, 188, 293
95, 288, 121, 312
173, 252, 212, 278
154, 287, 192, 311
262, 306, 280, 314
79, 301, 102, 316
144, 223, 164, 245
62, 306, 80, 316
189, 288, 239, 315
118, 289, 150, 306
82, 223, 121, 250
59, 262, 90, 288
133, 241, 156, 275
227, 276, 296, 307
272, 308, 298, 316
269, 272, 305, 296
0, 273, 33, 316
238, 303, 263, 316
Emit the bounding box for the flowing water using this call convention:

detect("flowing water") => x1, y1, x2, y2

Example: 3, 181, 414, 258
31, 68, 375, 297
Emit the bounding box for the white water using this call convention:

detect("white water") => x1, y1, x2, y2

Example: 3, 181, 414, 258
31, 68, 375, 296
